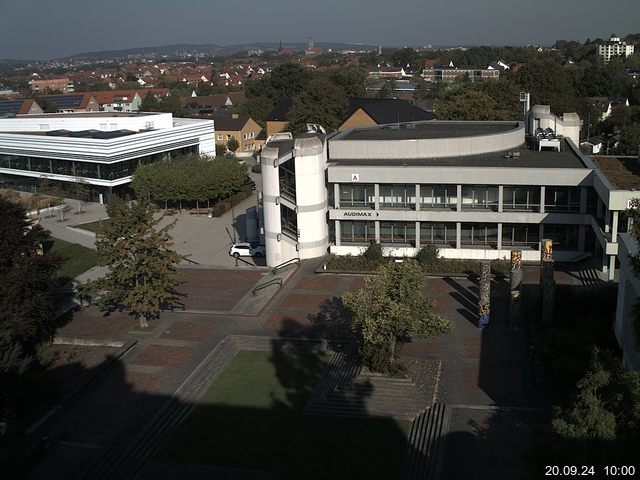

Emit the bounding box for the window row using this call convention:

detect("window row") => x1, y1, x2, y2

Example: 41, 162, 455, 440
0, 146, 198, 180
337, 184, 583, 212
339, 221, 579, 250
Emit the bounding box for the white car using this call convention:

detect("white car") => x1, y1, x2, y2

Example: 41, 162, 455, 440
229, 242, 266, 258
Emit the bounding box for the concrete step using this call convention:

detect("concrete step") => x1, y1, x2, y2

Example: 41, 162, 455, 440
400, 403, 448, 480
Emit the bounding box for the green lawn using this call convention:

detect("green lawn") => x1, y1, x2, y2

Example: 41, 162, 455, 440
158, 350, 410, 479
73, 218, 111, 234
44, 238, 99, 281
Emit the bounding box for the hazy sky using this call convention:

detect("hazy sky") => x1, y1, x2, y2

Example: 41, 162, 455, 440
1, 0, 639, 60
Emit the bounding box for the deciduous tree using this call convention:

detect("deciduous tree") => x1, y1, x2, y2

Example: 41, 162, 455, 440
81, 202, 184, 328
342, 260, 451, 372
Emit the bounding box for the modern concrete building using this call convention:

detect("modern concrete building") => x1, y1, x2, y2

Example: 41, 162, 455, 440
0, 112, 215, 201
598, 34, 635, 63
614, 233, 640, 371
260, 106, 639, 281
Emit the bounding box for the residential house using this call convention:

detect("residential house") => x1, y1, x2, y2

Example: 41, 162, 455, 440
29, 77, 74, 93
266, 97, 294, 136
37, 94, 99, 113
182, 92, 246, 116
0, 98, 43, 116
338, 98, 435, 131
213, 113, 263, 157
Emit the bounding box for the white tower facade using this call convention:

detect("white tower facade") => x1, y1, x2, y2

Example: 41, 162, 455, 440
261, 131, 329, 268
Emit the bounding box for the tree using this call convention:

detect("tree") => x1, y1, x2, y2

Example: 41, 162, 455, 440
226, 135, 239, 154
437, 90, 497, 120
139, 91, 160, 112
268, 63, 313, 99
73, 177, 90, 213
342, 260, 451, 372
0, 197, 60, 364
81, 202, 184, 328
531, 348, 640, 468
517, 59, 577, 114
158, 91, 183, 117
617, 122, 640, 155
378, 79, 396, 99
286, 77, 348, 134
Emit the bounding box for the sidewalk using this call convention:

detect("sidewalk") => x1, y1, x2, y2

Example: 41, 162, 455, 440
35, 199, 107, 250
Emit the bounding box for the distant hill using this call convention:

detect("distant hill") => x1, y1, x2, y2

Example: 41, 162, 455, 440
67, 42, 380, 60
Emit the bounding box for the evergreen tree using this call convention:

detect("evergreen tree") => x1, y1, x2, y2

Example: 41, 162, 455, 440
81, 202, 184, 328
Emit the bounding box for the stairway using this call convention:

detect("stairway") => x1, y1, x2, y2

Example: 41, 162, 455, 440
399, 403, 448, 480
305, 353, 429, 419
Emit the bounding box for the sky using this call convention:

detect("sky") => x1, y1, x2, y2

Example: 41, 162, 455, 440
0, 0, 639, 60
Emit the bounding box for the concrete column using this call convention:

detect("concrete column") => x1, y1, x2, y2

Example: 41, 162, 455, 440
415, 221, 421, 249
375, 220, 380, 243
612, 211, 619, 240
457, 184, 462, 212
579, 186, 588, 214
498, 185, 504, 213
415, 184, 420, 211
597, 199, 603, 220
456, 222, 462, 249
374, 183, 380, 210
497, 223, 503, 250
333, 183, 340, 209
578, 225, 586, 251
335, 220, 341, 246
608, 255, 616, 281
540, 186, 545, 213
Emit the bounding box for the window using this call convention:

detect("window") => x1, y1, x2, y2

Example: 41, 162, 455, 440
226, 134, 232, 141
420, 184, 456, 209
217, 134, 223, 141
420, 222, 456, 247
460, 223, 498, 247
545, 187, 580, 212
280, 204, 297, 240
462, 186, 499, 210
542, 225, 579, 250
340, 221, 375, 244
503, 186, 540, 211
502, 224, 539, 248
379, 184, 415, 209
380, 222, 416, 246
339, 184, 375, 208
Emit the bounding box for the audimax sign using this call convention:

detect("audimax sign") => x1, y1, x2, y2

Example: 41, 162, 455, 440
342, 211, 380, 217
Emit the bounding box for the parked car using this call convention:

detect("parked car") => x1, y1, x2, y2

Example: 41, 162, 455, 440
229, 242, 266, 258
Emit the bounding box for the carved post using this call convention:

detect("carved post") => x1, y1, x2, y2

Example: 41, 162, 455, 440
478, 260, 491, 329
510, 290, 521, 330
510, 250, 522, 292
541, 257, 555, 323
509, 250, 523, 330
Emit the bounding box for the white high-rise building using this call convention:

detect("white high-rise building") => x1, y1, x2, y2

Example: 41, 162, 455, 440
598, 34, 635, 63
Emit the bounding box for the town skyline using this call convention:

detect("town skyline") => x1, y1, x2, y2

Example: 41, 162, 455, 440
1, 0, 639, 60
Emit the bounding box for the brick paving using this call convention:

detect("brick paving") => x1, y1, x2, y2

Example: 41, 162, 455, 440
131, 345, 195, 369
177, 268, 263, 311
159, 321, 217, 342
28, 259, 553, 479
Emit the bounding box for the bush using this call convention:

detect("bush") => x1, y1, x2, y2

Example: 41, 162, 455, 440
416, 245, 439, 265
363, 241, 383, 263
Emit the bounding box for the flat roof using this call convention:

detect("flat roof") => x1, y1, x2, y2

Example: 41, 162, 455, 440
336, 121, 519, 141
15, 112, 161, 119
593, 156, 640, 190
330, 140, 587, 169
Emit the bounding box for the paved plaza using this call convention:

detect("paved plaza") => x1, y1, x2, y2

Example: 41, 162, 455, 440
23, 255, 575, 480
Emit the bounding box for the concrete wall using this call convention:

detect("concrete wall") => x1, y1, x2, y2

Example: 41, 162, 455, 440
293, 135, 329, 260
7, 112, 174, 131
329, 122, 524, 160
615, 233, 640, 371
